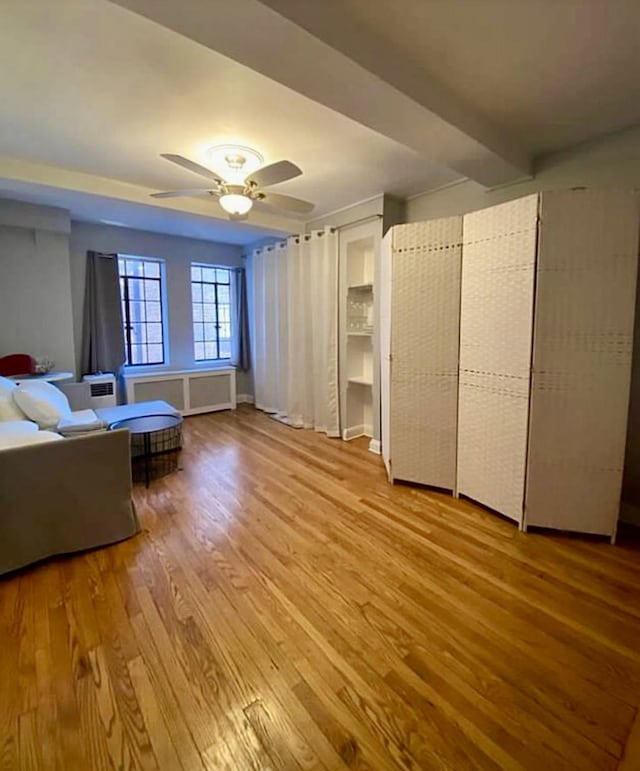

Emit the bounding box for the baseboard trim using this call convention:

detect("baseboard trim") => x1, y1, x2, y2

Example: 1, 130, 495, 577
368, 439, 381, 455
342, 424, 373, 441
236, 393, 255, 405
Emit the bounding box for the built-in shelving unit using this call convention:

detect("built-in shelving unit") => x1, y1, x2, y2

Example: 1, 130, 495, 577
339, 221, 381, 449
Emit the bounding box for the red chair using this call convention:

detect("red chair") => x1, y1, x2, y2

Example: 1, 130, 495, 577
0, 354, 36, 377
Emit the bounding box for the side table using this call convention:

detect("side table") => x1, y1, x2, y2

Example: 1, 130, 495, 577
110, 413, 183, 487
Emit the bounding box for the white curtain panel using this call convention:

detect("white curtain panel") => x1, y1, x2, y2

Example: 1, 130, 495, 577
251, 245, 277, 413
250, 228, 340, 436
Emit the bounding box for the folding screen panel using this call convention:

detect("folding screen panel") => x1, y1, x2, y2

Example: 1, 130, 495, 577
380, 230, 392, 478
388, 217, 462, 488
457, 196, 538, 523
525, 190, 639, 538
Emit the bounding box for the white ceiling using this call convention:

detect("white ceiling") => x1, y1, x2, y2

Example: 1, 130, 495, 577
0, 0, 459, 243
1, 0, 639, 245
340, 0, 640, 155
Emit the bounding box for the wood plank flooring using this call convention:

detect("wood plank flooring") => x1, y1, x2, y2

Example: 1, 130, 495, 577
2, 404, 640, 770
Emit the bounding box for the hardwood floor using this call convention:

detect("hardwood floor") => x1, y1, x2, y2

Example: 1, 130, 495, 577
2, 405, 640, 770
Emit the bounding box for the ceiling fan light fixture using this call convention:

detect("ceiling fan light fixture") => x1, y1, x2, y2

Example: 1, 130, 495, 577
206, 144, 264, 183
219, 193, 253, 216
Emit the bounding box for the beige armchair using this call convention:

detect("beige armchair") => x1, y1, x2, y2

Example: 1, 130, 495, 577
0, 429, 140, 575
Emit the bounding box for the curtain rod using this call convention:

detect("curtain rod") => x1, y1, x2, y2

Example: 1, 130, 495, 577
252, 213, 384, 253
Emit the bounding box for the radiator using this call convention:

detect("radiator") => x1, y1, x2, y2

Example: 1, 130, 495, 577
123, 368, 236, 415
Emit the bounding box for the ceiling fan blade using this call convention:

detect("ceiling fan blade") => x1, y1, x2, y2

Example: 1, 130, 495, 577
246, 160, 302, 188
256, 192, 315, 215
160, 153, 224, 184
151, 189, 216, 199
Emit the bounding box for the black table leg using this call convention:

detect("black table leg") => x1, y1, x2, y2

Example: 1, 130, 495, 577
144, 432, 151, 488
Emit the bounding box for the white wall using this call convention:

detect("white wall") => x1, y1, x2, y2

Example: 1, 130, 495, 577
69, 221, 254, 393
307, 195, 384, 231
0, 199, 70, 233
0, 200, 76, 372
406, 125, 640, 221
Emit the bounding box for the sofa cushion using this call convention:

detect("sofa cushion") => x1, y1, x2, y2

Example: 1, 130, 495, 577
0, 420, 39, 435
13, 381, 72, 429
57, 409, 106, 436
0, 430, 63, 451
96, 399, 180, 426
0, 376, 26, 422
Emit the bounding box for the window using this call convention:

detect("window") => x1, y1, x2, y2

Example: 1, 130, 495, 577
118, 256, 165, 366
191, 265, 232, 361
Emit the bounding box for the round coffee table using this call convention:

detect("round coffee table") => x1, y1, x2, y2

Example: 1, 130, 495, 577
110, 414, 182, 487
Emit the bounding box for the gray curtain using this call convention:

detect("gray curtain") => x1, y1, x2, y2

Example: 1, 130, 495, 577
81, 251, 125, 375
231, 267, 250, 371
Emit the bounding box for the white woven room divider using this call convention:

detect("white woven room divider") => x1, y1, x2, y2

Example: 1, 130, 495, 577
388, 217, 462, 489
457, 195, 539, 523
525, 190, 640, 538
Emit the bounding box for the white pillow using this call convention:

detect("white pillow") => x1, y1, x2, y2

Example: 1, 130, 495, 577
13, 381, 72, 429
0, 376, 26, 422
0, 430, 63, 451
0, 420, 38, 435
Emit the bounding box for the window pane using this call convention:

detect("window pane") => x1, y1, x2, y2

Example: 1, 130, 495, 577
193, 323, 204, 342
218, 305, 230, 324
217, 269, 230, 283
194, 342, 205, 360
192, 304, 203, 322
130, 344, 144, 365
219, 340, 231, 359
144, 261, 160, 278
128, 278, 145, 301
203, 304, 217, 322
202, 267, 216, 283
130, 323, 146, 344
146, 302, 161, 322
203, 322, 217, 341
217, 285, 230, 304
147, 344, 163, 363
219, 323, 231, 339
147, 323, 163, 343
118, 259, 126, 275
192, 283, 202, 303
191, 265, 202, 282
202, 284, 215, 303
204, 342, 217, 360
126, 260, 145, 277
145, 280, 160, 302
129, 301, 145, 323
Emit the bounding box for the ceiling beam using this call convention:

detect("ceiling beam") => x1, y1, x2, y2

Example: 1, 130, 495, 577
0, 155, 300, 234
109, 0, 531, 187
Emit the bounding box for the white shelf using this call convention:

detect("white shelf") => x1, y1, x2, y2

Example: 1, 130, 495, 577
340, 221, 379, 449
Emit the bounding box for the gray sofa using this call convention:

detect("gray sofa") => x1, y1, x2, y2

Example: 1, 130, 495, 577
0, 429, 140, 576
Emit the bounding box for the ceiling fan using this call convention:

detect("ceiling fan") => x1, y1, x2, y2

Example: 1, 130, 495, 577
151, 147, 315, 221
